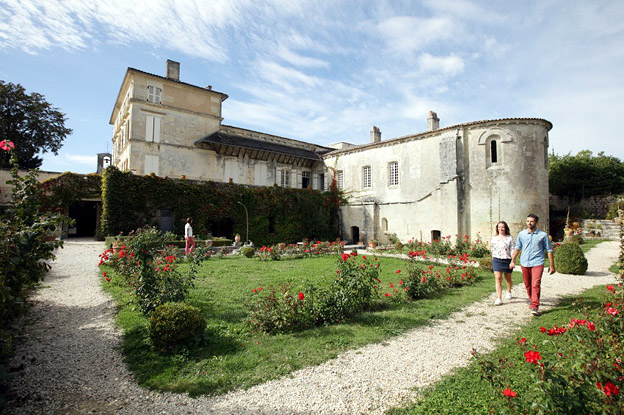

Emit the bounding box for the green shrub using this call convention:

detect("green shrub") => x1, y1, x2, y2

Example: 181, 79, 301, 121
404, 263, 444, 299
479, 257, 493, 272
149, 302, 206, 352
554, 242, 588, 275
570, 234, 584, 244
241, 246, 255, 258
394, 241, 404, 251
247, 283, 316, 334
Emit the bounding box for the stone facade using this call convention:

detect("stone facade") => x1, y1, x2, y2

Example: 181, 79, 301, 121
110, 61, 553, 244
323, 117, 552, 244
109, 60, 330, 190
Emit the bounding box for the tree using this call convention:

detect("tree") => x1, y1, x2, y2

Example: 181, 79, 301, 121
0, 80, 72, 169
549, 150, 624, 201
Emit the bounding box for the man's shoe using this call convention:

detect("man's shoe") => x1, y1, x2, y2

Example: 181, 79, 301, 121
494, 298, 502, 306
530, 308, 539, 315
505, 292, 512, 300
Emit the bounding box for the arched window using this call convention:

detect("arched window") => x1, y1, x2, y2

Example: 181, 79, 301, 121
382, 218, 388, 232
490, 140, 498, 163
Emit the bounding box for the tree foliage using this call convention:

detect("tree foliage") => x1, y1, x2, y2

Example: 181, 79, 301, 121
549, 150, 624, 200
0, 80, 71, 169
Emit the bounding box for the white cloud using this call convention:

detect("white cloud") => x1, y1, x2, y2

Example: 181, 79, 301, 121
376, 15, 455, 54
418, 53, 464, 75
276, 47, 329, 69
65, 153, 96, 166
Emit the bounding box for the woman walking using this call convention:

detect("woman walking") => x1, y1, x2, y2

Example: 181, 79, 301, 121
491, 221, 514, 305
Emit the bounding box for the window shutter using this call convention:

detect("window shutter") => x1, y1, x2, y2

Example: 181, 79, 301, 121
145, 116, 154, 141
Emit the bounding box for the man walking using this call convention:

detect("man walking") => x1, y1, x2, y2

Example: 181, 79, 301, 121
510, 214, 555, 315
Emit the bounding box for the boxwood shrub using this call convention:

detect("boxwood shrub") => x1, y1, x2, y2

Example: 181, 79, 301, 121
554, 242, 588, 275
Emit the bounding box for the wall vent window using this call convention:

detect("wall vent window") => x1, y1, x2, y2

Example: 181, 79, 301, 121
336, 170, 344, 190
147, 86, 162, 104
319, 173, 325, 191
302, 171, 311, 188
389, 162, 399, 186
490, 140, 498, 163
363, 166, 372, 189
382, 218, 388, 232
280, 170, 290, 187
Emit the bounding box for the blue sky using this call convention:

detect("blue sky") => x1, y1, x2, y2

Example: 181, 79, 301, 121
1, 0, 623, 174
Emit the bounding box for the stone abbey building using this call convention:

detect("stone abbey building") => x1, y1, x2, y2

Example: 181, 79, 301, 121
110, 60, 552, 244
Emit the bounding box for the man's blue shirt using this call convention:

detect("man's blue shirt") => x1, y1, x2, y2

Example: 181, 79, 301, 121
515, 228, 552, 267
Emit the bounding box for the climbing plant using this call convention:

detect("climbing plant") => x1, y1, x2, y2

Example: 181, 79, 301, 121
100, 167, 341, 246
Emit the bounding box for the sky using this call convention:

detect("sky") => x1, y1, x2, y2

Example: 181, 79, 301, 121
0, 0, 623, 174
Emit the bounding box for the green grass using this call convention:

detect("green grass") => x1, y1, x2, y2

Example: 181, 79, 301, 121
103, 254, 518, 397
388, 284, 610, 415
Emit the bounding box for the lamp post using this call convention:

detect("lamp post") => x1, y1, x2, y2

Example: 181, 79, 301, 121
237, 201, 249, 244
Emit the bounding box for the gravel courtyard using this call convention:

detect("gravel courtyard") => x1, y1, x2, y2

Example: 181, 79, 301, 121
1, 239, 619, 414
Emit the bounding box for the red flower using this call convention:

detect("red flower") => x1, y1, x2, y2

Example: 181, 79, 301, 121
105, 277, 110, 282
350, 252, 358, 256
398, 280, 403, 285
389, 283, 394, 288
341, 253, 350, 261
598, 381, 620, 396
0, 140, 15, 151
607, 285, 615, 291
524, 350, 543, 365
503, 388, 517, 397
258, 287, 263, 291
103, 272, 107, 278
540, 327, 547, 332
252, 288, 257, 293
421, 277, 426, 283
518, 337, 527, 344
384, 293, 391, 297
607, 307, 619, 316
396, 269, 401, 274
362, 256, 367, 260
587, 322, 596, 331
298, 292, 304, 300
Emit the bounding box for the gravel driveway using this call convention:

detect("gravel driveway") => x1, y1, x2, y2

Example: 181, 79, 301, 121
1, 239, 619, 414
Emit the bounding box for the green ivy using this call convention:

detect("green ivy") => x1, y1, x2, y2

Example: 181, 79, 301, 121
100, 167, 341, 246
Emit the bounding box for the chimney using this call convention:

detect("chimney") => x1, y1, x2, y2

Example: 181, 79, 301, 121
166, 59, 180, 81
427, 111, 439, 131
370, 125, 381, 143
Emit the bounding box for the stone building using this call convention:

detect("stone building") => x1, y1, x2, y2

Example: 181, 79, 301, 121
323, 112, 552, 243
110, 61, 552, 244
109, 60, 331, 190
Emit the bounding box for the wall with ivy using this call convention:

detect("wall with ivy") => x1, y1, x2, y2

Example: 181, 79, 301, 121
100, 167, 340, 245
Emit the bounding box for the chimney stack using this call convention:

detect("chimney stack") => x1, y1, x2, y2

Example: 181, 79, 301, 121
370, 125, 381, 143
166, 59, 180, 81
427, 111, 439, 131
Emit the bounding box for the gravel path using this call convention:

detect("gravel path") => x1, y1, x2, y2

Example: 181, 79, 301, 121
1, 240, 619, 414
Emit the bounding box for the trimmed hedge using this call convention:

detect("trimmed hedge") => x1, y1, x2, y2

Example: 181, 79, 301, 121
100, 167, 341, 246
554, 241, 588, 275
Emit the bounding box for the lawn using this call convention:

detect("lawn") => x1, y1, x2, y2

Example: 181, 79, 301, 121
103, 253, 516, 397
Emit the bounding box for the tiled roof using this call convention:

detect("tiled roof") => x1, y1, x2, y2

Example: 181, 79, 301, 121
324, 117, 553, 156
127, 67, 228, 99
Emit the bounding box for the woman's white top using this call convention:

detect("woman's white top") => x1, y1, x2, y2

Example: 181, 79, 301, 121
185, 223, 193, 238
491, 235, 514, 259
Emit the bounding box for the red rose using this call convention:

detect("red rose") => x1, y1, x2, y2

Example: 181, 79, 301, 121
0, 140, 15, 151
503, 388, 517, 397
298, 292, 304, 300
396, 269, 401, 274
524, 350, 542, 365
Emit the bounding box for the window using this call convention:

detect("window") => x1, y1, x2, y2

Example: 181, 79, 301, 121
319, 173, 325, 191
490, 140, 498, 163
302, 171, 311, 188
144, 155, 159, 175
147, 86, 161, 104
336, 170, 344, 190
363, 166, 372, 189
389, 162, 399, 186
382, 218, 388, 232
280, 170, 290, 187
145, 115, 161, 142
